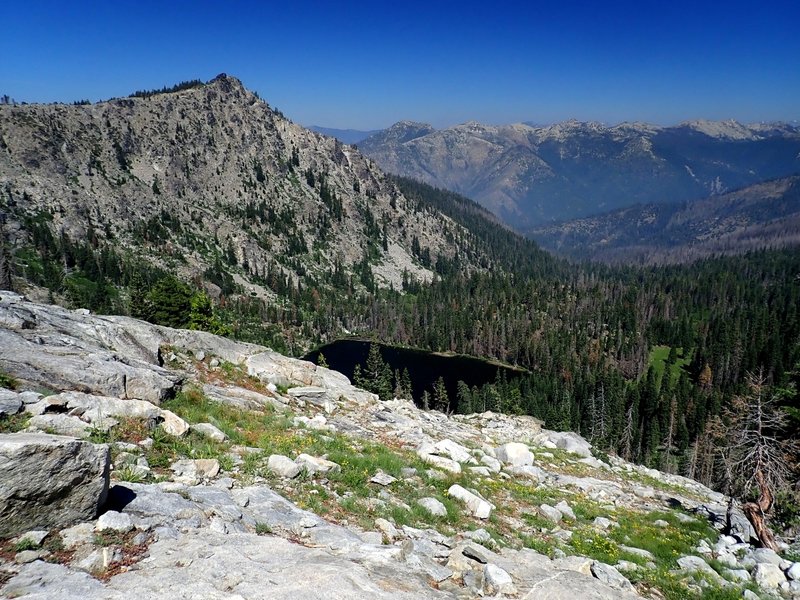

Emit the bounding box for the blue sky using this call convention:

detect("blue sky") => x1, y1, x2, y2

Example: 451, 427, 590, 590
2, 1, 798, 129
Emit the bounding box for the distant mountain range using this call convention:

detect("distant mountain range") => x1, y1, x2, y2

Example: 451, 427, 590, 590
308, 126, 379, 145
357, 119, 800, 227
528, 175, 800, 264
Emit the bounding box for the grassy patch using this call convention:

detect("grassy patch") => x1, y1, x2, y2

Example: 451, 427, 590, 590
0, 371, 18, 390
0, 412, 31, 434
647, 345, 691, 389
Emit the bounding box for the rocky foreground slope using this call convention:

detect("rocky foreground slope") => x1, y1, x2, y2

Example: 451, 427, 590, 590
1, 291, 799, 599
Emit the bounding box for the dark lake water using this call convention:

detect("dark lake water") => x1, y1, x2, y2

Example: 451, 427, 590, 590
304, 339, 526, 410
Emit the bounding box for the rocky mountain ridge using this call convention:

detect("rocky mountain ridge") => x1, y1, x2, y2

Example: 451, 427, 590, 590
358, 118, 800, 227
1, 291, 799, 599
529, 175, 800, 264
0, 75, 494, 312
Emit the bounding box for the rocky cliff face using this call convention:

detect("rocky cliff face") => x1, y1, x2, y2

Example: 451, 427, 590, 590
2, 291, 799, 599
0, 75, 490, 300
359, 119, 800, 227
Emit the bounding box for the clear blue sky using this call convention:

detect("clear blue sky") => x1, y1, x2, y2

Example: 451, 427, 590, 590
2, 1, 798, 129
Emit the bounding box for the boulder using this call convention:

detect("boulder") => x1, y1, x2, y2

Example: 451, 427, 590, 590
555, 500, 576, 520
751, 547, 783, 566
28, 414, 94, 437
549, 432, 593, 457
0, 389, 23, 417
433, 439, 473, 463
418, 497, 448, 517
295, 453, 341, 475
538, 504, 563, 523
190, 422, 227, 442
484, 563, 515, 595
160, 410, 189, 437
0, 433, 110, 536
480, 455, 502, 472
448, 485, 493, 519
95, 510, 133, 533
591, 561, 635, 592
267, 454, 301, 478
753, 563, 785, 589
677, 555, 717, 576
419, 453, 462, 474
495, 442, 534, 467
170, 459, 220, 480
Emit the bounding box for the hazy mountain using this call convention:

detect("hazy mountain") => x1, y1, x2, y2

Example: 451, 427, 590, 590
307, 126, 379, 145
359, 119, 800, 227
528, 176, 800, 264
0, 75, 497, 307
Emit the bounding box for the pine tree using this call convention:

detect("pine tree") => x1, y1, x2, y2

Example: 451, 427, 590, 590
433, 377, 449, 413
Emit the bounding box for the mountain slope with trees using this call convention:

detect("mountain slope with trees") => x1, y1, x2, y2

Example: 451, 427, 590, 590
359, 119, 800, 227
0, 75, 509, 351
528, 175, 800, 264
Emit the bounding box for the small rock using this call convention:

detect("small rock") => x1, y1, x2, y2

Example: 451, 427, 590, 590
419, 453, 462, 474
400, 467, 417, 477
479, 455, 502, 472
60, 522, 95, 549
370, 471, 397, 486
619, 545, 655, 560
0, 391, 23, 417
715, 551, 738, 567
787, 562, 800, 581
677, 555, 717, 576
462, 542, 494, 564
468, 466, 492, 477
723, 568, 751, 583
73, 546, 121, 575
616, 560, 639, 573
13, 530, 49, 547
209, 358, 220, 368
538, 504, 562, 523
96, 510, 133, 533
593, 516, 616, 529
433, 439, 473, 463
653, 519, 669, 528
418, 497, 447, 517
194, 350, 206, 361
15, 550, 45, 564
743, 590, 761, 600
463, 529, 492, 544
483, 563, 515, 595
591, 561, 635, 592
448, 485, 493, 519
267, 454, 301, 478
495, 442, 534, 467
170, 458, 220, 480
191, 422, 228, 442
160, 410, 190, 437
553, 555, 593, 575
374, 518, 399, 541
555, 500, 576, 520
295, 453, 340, 475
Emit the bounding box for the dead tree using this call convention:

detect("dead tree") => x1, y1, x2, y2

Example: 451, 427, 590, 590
717, 369, 795, 550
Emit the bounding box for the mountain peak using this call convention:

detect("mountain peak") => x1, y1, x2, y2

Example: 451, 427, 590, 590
679, 119, 759, 140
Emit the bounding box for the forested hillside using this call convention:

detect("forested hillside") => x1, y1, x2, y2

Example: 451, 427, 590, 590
529, 175, 800, 264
